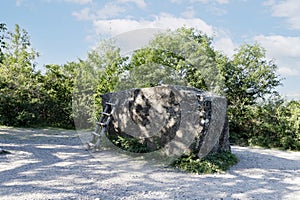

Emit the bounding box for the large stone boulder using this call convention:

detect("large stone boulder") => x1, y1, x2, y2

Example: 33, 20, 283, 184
102, 85, 230, 158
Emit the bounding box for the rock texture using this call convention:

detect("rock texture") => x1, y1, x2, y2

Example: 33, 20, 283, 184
102, 85, 230, 158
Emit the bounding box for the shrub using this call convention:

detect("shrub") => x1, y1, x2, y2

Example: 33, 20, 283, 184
171, 151, 238, 174
230, 98, 300, 151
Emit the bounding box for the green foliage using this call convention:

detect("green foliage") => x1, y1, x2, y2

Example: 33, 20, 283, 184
218, 43, 293, 150
0, 24, 40, 126
0, 24, 298, 152
230, 97, 300, 150
224, 43, 282, 140
224, 43, 281, 106
0, 23, 7, 63
86, 27, 297, 151
38, 63, 78, 128
116, 61, 185, 90
88, 39, 128, 94
117, 27, 224, 94
0, 24, 78, 128
72, 60, 97, 129
107, 133, 239, 174
72, 39, 128, 129
171, 151, 238, 174
110, 135, 149, 153
286, 100, 300, 136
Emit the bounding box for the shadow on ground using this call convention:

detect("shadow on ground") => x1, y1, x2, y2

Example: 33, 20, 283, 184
0, 126, 299, 199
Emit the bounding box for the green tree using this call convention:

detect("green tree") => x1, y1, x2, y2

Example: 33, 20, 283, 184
0, 24, 39, 126
118, 27, 224, 94
283, 100, 300, 150
0, 24, 77, 128
223, 43, 282, 144
39, 63, 79, 128
73, 39, 127, 128
225, 43, 281, 106
237, 98, 300, 150
0, 23, 7, 63
287, 100, 300, 136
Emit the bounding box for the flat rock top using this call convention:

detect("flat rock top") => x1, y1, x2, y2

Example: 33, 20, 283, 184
0, 126, 300, 200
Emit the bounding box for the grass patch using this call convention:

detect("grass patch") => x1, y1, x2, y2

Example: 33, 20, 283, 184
171, 151, 238, 174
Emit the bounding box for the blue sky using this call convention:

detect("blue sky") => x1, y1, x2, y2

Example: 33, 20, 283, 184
1, 0, 300, 99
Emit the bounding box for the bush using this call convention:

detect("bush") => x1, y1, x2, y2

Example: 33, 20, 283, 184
171, 151, 238, 174
110, 135, 149, 153
229, 98, 300, 151
108, 133, 239, 174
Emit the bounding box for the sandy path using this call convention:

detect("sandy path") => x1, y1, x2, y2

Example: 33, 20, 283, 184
0, 126, 299, 200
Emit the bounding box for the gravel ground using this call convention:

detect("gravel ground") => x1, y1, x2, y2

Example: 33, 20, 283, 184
0, 126, 299, 200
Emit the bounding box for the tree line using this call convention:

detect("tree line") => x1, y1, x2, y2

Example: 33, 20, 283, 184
0, 23, 299, 150
0, 23, 75, 128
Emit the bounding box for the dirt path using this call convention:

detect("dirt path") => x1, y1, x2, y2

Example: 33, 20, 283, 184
0, 126, 299, 200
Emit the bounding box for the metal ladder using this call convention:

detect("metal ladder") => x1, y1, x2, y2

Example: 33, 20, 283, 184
87, 99, 118, 152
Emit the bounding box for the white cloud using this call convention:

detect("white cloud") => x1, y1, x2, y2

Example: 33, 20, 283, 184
96, 2, 126, 19
188, 0, 228, 16
113, 28, 164, 55
64, 0, 92, 4
190, 0, 209, 3
284, 93, 300, 100
212, 28, 237, 57
254, 34, 300, 76
181, 6, 196, 18
214, 36, 236, 57
265, 0, 300, 29
169, 0, 183, 4
41, 0, 92, 4
170, 0, 230, 4
254, 35, 300, 58
72, 8, 93, 20
207, 5, 227, 16
93, 13, 214, 36
16, 0, 23, 6
72, 2, 126, 21
262, 0, 276, 6
216, 0, 229, 3
117, 0, 146, 8
278, 67, 300, 76
190, 0, 229, 4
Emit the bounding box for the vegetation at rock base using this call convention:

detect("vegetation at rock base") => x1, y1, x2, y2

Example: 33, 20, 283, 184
105, 133, 239, 174
0, 23, 299, 151
110, 135, 149, 153
171, 151, 239, 174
